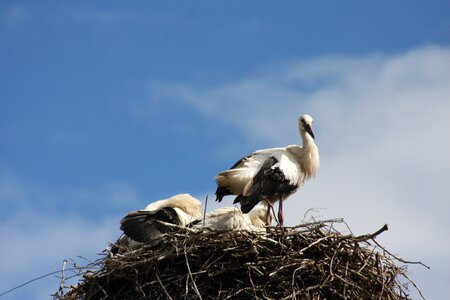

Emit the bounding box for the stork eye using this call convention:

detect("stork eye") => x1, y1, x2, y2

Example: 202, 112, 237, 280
301, 118, 306, 124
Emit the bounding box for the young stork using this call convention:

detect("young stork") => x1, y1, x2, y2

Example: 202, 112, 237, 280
112, 194, 267, 253
215, 114, 320, 226
197, 201, 270, 232
119, 194, 202, 244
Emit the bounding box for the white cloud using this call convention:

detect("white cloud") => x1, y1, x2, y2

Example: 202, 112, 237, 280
3, 45, 448, 298
1, 4, 31, 29
0, 211, 121, 299
146, 45, 450, 299
56, 7, 133, 26
0, 173, 137, 299
0, 3, 133, 30
0, 171, 141, 213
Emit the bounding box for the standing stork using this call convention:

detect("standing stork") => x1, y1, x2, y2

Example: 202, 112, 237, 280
215, 114, 320, 226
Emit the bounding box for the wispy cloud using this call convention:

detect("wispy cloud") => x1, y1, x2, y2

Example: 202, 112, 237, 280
55, 6, 133, 27
0, 171, 141, 215
143, 45, 450, 298
2, 45, 448, 299
0, 172, 133, 299
0, 3, 134, 30
0, 212, 120, 299
1, 4, 31, 29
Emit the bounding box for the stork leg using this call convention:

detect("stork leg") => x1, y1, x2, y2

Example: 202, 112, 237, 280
265, 202, 272, 226
265, 201, 275, 233
278, 198, 284, 227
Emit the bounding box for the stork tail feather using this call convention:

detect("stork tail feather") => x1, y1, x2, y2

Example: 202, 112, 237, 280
235, 194, 261, 214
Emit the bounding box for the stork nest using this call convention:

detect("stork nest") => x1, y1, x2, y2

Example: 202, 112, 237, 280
59, 220, 425, 300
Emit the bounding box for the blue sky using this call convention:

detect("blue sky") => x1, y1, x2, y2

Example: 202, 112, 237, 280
1, 1, 449, 299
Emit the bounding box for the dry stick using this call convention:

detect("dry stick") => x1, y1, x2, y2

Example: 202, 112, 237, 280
290, 218, 344, 230
343, 260, 349, 298
247, 269, 258, 299
56, 260, 68, 297
75, 255, 98, 265
154, 220, 197, 232
401, 271, 427, 300
0, 268, 81, 298
354, 224, 389, 242
298, 236, 331, 255
291, 266, 303, 300
203, 195, 208, 226
328, 246, 339, 284
183, 243, 203, 300
342, 219, 355, 236
155, 271, 173, 300
371, 239, 430, 269
60, 222, 425, 299
184, 275, 189, 298
378, 272, 386, 300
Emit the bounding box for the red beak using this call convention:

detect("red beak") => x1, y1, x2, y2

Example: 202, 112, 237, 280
305, 124, 315, 139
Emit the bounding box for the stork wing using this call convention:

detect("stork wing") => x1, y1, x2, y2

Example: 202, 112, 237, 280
236, 154, 299, 213
120, 207, 180, 243
215, 154, 264, 201
215, 147, 301, 203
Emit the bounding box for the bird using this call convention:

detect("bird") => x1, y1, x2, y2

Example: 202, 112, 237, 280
215, 114, 320, 226
197, 201, 270, 232
117, 194, 202, 245
110, 194, 269, 254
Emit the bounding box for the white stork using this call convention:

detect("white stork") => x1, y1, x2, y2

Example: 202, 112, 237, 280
118, 194, 202, 245
112, 194, 270, 253
197, 201, 270, 232
215, 114, 320, 226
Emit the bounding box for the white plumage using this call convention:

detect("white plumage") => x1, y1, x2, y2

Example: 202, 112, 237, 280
197, 201, 269, 232
215, 114, 320, 226
112, 194, 269, 254
114, 194, 202, 251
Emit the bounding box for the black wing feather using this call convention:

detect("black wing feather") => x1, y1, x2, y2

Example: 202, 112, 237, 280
236, 156, 298, 213
215, 154, 252, 202
120, 207, 180, 243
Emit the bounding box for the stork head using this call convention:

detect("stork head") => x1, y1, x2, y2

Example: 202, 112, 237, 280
299, 114, 315, 139
144, 194, 202, 220
248, 201, 271, 228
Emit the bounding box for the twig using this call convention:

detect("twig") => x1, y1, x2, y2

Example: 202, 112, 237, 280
354, 224, 389, 242
401, 270, 427, 300
52, 221, 426, 299
183, 243, 202, 299
155, 271, 173, 300
248, 269, 257, 299
342, 219, 355, 236
1, 257, 102, 298
290, 218, 344, 230
55, 260, 67, 298
302, 207, 326, 222
291, 266, 303, 300
372, 239, 430, 269
298, 236, 331, 255
0, 270, 68, 297
203, 194, 208, 227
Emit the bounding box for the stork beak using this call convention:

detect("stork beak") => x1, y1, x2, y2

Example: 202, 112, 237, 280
305, 124, 315, 139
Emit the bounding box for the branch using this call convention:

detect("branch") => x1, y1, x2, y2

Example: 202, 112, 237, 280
354, 224, 389, 242
55, 260, 68, 298
372, 238, 430, 269
203, 195, 208, 227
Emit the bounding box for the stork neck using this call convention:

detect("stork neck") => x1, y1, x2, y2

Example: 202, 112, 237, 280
301, 130, 316, 148
297, 130, 320, 179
